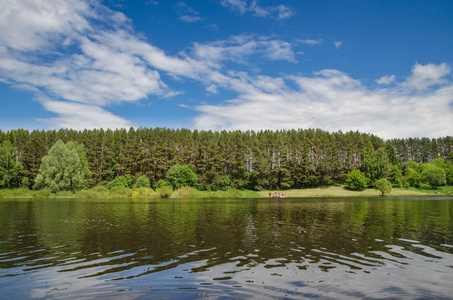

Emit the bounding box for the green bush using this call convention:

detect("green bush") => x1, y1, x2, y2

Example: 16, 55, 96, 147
10, 188, 33, 197
132, 187, 155, 198
172, 186, 200, 198
54, 190, 75, 197
109, 186, 133, 197
220, 175, 233, 191
76, 189, 95, 198
134, 175, 150, 189
157, 186, 173, 198
34, 189, 52, 198
345, 170, 368, 190
156, 179, 171, 188
166, 164, 198, 189
107, 174, 133, 189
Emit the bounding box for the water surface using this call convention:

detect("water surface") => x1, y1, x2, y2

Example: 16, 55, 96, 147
0, 197, 452, 299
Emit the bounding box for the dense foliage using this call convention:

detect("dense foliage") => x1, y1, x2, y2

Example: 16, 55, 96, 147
345, 170, 368, 190
0, 128, 452, 191
375, 178, 393, 196
34, 140, 91, 193
166, 164, 198, 190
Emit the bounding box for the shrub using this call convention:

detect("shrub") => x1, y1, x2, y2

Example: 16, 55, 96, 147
157, 186, 173, 198
54, 190, 75, 197
107, 174, 133, 189
132, 187, 155, 198
11, 188, 33, 197
75, 186, 110, 198
156, 179, 171, 188
76, 189, 95, 198
172, 186, 200, 198
345, 170, 368, 190
134, 175, 150, 189
34, 189, 52, 198
220, 175, 233, 191
109, 186, 133, 197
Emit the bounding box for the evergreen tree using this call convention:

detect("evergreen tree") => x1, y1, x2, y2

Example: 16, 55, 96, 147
0, 140, 25, 188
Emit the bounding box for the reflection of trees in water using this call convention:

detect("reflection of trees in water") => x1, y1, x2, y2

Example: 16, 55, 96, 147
0, 198, 452, 279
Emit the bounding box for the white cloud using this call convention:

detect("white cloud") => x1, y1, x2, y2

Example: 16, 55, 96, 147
192, 34, 297, 67
220, 0, 248, 14
0, 0, 92, 51
206, 84, 219, 94
296, 39, 323, 46
36, 99, 131, 130
175, 2, 202, 23
376, 75, 396, 85
194, 64, 453, 139
220, 0, 294, 19
404, 62, 451, 90
0, 0, 180, 128
334, 41, 342, 49
179, 15, 202, 23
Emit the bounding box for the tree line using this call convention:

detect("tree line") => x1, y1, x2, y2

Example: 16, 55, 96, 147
0, 127, 452, 191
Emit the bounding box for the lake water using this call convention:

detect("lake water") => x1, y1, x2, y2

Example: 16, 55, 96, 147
0, 197, 452, 299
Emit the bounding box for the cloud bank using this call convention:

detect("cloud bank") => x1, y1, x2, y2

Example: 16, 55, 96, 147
0, 0, 452, 139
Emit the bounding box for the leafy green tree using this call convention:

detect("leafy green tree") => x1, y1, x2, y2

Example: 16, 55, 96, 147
34, 140, 91, 192
134, 175, 150, 189
107, 174, 133, 189
421, 164, 447, 188
166, 164, 198, 189
431, 158, 453, 185
404, 167, 421, 187
375, 178, 392, 196
345, 170, 368, 190
219, 175, 233, 191
0, 140, 26, 188
361, 143, 390, 186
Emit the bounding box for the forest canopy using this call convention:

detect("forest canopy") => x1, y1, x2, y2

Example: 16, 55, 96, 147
0, 127, 452, 191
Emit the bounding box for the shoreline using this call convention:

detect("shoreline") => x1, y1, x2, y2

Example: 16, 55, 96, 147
257, 185, 436, 198
0, 185, 449, 199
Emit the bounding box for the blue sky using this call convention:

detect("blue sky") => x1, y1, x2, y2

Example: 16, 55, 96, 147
0, 0, 452, 139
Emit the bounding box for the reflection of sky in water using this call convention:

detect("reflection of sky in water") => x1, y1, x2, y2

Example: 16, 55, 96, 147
0, 198, 452, 299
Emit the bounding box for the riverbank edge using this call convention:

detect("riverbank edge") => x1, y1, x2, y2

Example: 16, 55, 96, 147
0, 185, 448, 199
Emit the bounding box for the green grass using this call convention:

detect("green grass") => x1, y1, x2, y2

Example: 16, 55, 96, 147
0, 185, 448, 199
405, 185, 452, 196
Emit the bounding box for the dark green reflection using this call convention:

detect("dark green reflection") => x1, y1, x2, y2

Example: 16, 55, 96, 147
0, 198, 452, 281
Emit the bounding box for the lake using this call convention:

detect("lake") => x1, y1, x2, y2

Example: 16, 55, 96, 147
0, 197, 452, 299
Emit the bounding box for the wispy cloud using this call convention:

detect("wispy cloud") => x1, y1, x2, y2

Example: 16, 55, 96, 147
375, 75, 396, 85
175, 2, 202, 23
296, 39, 323, 46
334, 41, 342, 49
36, 99, 131, 130
220, 0, 294, 19
0, 0, 177, 128
192, 34, 297, 67
1, 1, 452, 139
194, 63, 453, 139
179, 15, 202, 23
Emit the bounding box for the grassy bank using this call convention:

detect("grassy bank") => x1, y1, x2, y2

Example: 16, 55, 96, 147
257, 185, 441, 198
0, 185, 449, 199
0, 186, 262, 199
